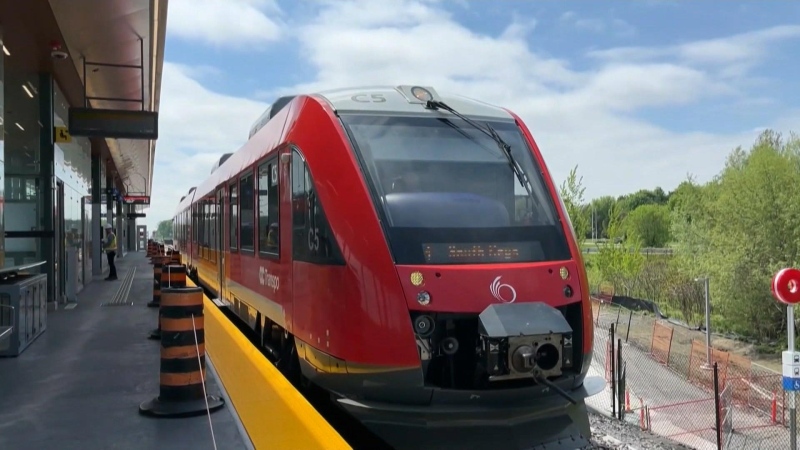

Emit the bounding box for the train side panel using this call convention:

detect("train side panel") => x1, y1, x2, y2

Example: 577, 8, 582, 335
284, 97, 420, 371
221, 98, 298, 334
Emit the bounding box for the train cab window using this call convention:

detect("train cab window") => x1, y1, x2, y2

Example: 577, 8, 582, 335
258, 158, 280, 256
291, 149, 344, 265
230, 184, 238, 250
240, 173, 255, 251
340, 114, 571, 265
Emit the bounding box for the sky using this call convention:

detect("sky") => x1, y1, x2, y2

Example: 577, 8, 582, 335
145, 0, 800, 230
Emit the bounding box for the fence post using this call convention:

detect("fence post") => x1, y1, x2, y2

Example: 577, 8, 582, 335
617, 338, 625, 421
713, 362, 721, 450
610, 323, 616, 416
595, 300, 601, 325
626, 310, 632, 343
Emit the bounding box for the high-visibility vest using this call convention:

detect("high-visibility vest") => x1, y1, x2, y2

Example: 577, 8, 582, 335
105, 233, 117, 251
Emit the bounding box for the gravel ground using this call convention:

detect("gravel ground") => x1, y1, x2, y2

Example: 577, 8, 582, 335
584, 411, 695, 450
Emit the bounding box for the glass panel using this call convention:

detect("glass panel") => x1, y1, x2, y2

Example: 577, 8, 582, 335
258, 160, 279, 255
258, 162, 269, 253
239, 174, 254, 251
340, 114, 571, 265
0, 29, 5, 266
229, 184, 238, 249
54, 81, 90, 287
3, 59, 42, 268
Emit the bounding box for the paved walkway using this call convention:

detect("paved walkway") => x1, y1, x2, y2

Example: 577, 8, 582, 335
0, 252, 251, 450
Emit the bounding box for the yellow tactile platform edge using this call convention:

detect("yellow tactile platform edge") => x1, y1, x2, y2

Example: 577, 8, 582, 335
196, 282, 352, 449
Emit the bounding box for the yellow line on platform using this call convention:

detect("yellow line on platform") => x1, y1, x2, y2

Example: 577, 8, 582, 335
197, 281, 352, 449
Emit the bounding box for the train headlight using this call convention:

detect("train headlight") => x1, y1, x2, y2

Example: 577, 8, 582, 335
417, 291, 431, 306
411, 86, 433, 102
410, 271, 424, 286
559, 266, 569, 280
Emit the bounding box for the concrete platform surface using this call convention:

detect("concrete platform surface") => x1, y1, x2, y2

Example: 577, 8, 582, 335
0, 252, 251, 450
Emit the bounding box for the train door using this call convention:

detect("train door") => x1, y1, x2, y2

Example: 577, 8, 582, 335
216, 188, 226, 302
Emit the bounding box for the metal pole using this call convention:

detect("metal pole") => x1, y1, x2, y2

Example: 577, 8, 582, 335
704, 277, 712, 367
713, 362, 721, 450
789, 304, 796, 450
626, 310, 632, 343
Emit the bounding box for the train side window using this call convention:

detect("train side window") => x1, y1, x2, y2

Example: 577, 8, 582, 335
258, 158, 280, 257
203, 199, 209, 255
193, 203, 199, 246
230, 183, 238, 251
240, 173, 255, 252
291, 148, 344, 265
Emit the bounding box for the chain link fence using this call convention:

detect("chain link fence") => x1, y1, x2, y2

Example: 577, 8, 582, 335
590, 298, 792, 449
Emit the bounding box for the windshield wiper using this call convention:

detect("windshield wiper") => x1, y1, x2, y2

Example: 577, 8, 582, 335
425, 100, 533, 197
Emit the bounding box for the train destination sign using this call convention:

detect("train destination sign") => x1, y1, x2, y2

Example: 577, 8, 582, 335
68, 107, 158, 140
123, 195, 150, 205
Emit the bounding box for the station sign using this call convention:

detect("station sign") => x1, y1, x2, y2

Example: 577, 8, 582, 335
123, 195, 150, 205
68, 107, 158, 140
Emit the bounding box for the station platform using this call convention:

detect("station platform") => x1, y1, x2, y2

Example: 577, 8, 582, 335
0, 252, 251, 450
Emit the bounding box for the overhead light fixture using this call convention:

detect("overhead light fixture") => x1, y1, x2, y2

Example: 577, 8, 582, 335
22, 85, 33, 98
2, 45, 9, 56
15, 123, 24, 131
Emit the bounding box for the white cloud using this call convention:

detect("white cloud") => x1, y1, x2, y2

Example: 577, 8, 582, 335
263, 1, 798, 198
588, 25, 800, 77
559, 10, 636, 37
166, 0, 283, 48
146, 63, 268, 229
147, 0, 800, 227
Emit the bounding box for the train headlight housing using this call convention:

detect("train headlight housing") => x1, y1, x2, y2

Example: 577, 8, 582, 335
559, 266, 569, 280
417, 291, 431, 306
411, 86, 433, 102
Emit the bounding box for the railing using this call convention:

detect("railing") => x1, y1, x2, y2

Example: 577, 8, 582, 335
582, 246, 674, 255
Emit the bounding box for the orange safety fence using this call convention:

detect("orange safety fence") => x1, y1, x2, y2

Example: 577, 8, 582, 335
687, 339, 730, 390
650, 322, 673, 365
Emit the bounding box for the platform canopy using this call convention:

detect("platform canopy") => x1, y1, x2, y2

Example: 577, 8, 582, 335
48, 0, 169, 198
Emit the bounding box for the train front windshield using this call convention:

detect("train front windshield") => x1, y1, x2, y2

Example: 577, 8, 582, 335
340, 114, 572, 265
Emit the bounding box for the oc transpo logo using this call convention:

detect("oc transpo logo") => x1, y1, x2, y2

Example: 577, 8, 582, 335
258, 267, 280, 292
489, 276, 516, 303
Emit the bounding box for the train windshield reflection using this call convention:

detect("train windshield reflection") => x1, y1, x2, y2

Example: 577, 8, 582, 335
340, 114, 572, 265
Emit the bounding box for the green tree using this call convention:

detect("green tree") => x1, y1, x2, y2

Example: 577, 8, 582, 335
156, 220, 173, 241
588, 196, 616, 239
594, 202, 645, 296
558, 165, 589, 247
667, 130, 800, 340
623, 204, 672, 247
615, 187, 669, 219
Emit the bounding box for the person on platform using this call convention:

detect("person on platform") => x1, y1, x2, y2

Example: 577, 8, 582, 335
103, 223, 118, 281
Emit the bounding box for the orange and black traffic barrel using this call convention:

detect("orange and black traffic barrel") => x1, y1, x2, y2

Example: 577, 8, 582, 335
148, 264, 187, 340
139, 286, 224, 418
148, 256, 170, 308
